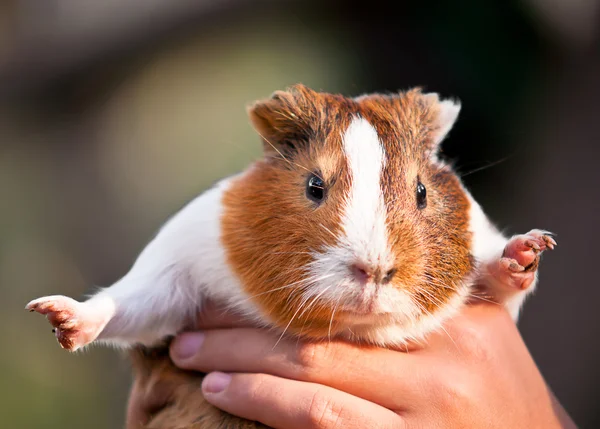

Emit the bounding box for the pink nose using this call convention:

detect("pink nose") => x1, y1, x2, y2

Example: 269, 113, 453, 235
350, 262, 397, 285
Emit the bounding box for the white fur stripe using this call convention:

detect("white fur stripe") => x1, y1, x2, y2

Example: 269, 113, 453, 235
340, 117, 393, 266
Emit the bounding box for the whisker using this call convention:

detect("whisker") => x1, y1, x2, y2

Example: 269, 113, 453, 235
410, 291, 458, 351
319, 224, 338, 240
421, 272, 460, 291
267, 251, 314, 256
238, 277, 312, 303
273, 284, 332, 350
417, 287, 446, 307
468, 293, 501, 305
284, 269, 338, 340
273, 305, 306, 350
297, 281, 335, 321
438, 323, 459, 351
328, 292, 343, 342
460, 156, 510, 178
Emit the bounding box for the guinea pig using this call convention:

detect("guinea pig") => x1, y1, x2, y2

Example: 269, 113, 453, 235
27, 84, 555, 428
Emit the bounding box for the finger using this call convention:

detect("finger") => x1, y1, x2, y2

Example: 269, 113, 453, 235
427, 301, 514, 351
201, 372, 403, 429
170, 329, 427, 410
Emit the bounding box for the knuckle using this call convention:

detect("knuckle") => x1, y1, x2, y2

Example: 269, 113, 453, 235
294, 342, 331, 377
457, 325, 494, 364
292, 341, 360, 382
307, 388, 347, 429
434, 369, 479, 413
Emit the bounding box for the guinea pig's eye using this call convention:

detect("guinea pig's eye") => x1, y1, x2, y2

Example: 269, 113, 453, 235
306, 174, 326, 204
416, 181, 427, 209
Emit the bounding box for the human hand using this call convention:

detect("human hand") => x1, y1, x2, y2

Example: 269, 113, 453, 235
165, 303, 576, 429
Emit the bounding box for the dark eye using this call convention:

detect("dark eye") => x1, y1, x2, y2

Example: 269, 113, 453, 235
306, 174, 326, 203
416, 181, 427, 209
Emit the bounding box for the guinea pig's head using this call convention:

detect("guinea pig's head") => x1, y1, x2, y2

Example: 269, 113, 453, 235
221, 84, 474, 344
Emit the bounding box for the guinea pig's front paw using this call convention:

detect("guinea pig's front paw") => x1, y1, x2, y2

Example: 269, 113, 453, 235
490, 230, 556, 291
26, 295, 102, 351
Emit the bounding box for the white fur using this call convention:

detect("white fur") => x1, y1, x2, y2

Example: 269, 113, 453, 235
306, 118, 394, 300
466, 192, 536, 319
82, 173, 531, 348
422, 93, 461, 147
467, 194, 508, 263
30, 98, 539, 351
87, 174, 261, 348
435, 99, 461, 144
304, 117, 422, 335
340, 116, 392, 267
340, 283, 472, 346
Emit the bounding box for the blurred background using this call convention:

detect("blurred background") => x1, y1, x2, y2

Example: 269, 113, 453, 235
1, 0, 598, 427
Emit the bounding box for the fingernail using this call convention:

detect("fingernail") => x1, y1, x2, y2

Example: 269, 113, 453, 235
172, 332, 205, 359
202, 372, 231, 394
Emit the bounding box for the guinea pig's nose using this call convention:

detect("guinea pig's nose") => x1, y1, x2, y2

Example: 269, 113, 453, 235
350, 262, 397, 285
350, 263, 371, 284
382, 267, 397, 284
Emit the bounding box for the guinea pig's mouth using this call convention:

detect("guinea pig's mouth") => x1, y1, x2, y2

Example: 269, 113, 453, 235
317, 276, 423, 323
335, 305, 401, 326
339, 291, 383, 315
333, 301, 411, 329
330, 282, 417, 321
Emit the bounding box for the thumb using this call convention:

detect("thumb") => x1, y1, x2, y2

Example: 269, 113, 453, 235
201, 372, 404, 429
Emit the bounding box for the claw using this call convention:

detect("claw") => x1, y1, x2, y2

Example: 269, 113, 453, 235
509, 262, 524, 272
543, 236, 557, 249
27, 295, 108, 351
491, 230, 556, 292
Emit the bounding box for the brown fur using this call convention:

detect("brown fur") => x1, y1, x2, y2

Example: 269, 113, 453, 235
130, 347, 269, 429
360, 92, 473, 314
131, 85, 474, 428
222, 85, 472, 336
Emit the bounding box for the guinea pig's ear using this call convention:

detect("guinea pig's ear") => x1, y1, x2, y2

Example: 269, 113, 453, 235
247, 84, 318, 157
423, 92, 461, 146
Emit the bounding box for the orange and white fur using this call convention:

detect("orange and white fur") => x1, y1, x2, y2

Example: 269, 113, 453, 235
27, 85, 555, 354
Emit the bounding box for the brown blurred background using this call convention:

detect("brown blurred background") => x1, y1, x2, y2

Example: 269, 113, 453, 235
1, 0, 598, 427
